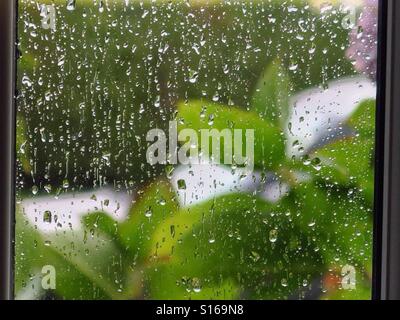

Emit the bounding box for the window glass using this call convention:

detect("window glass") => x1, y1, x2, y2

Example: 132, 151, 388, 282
16, 0, 378, 300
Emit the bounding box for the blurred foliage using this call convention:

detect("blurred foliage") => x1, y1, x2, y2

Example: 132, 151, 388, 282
177, 100, 285, 170
16, 0, 374, 300
17, 0, 354, 188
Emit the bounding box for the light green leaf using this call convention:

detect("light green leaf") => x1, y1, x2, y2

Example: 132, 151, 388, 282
282, 182, 373, 270
347, 99, 376, 139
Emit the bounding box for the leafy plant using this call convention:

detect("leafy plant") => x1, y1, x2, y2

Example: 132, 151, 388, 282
16, 56, 374, 299
17, 0, 355, 188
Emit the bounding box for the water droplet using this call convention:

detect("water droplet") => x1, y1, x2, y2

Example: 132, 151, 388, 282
62, 179, 70, 189
32, 185, 38, 195
308, 220, 316, 227
177, 179, 186, 190
165, 165, 174, 179
58, 56, 65, 67
269, 229, 278, 243
292, 140, 300, 148
99, 0, 105, 13
44, 184, 52, 193
208, 114, 214, 125
192, 278, 201, 293
289, 63, 298, 71
102, 153, 111, 166
250, 251, 260, 262
22, 75, 32, 87
311, 157, 322, 171
200, 106, 207, 119
158, 197, 166, 206
189, 70, 199, 84
145, 207, 152, 218
302, 155, 311, 166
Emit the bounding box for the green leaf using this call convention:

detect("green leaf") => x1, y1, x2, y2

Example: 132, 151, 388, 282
282, 182, 373, 270
252, 58, 291, 127
177, 100, 285, 170
347, 99, 376, 139
312, 137, 374, 204
118, 180, 179, 263
285, 99, 376, 204
84, 212, 119, 239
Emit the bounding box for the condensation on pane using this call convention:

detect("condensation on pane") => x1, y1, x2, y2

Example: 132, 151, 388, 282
15, 0, 377, 300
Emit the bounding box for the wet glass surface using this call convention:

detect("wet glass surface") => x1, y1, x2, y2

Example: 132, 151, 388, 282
15, 0, 377, 300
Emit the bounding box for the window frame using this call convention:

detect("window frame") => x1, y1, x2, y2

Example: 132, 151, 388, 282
373, 0, 400, 301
